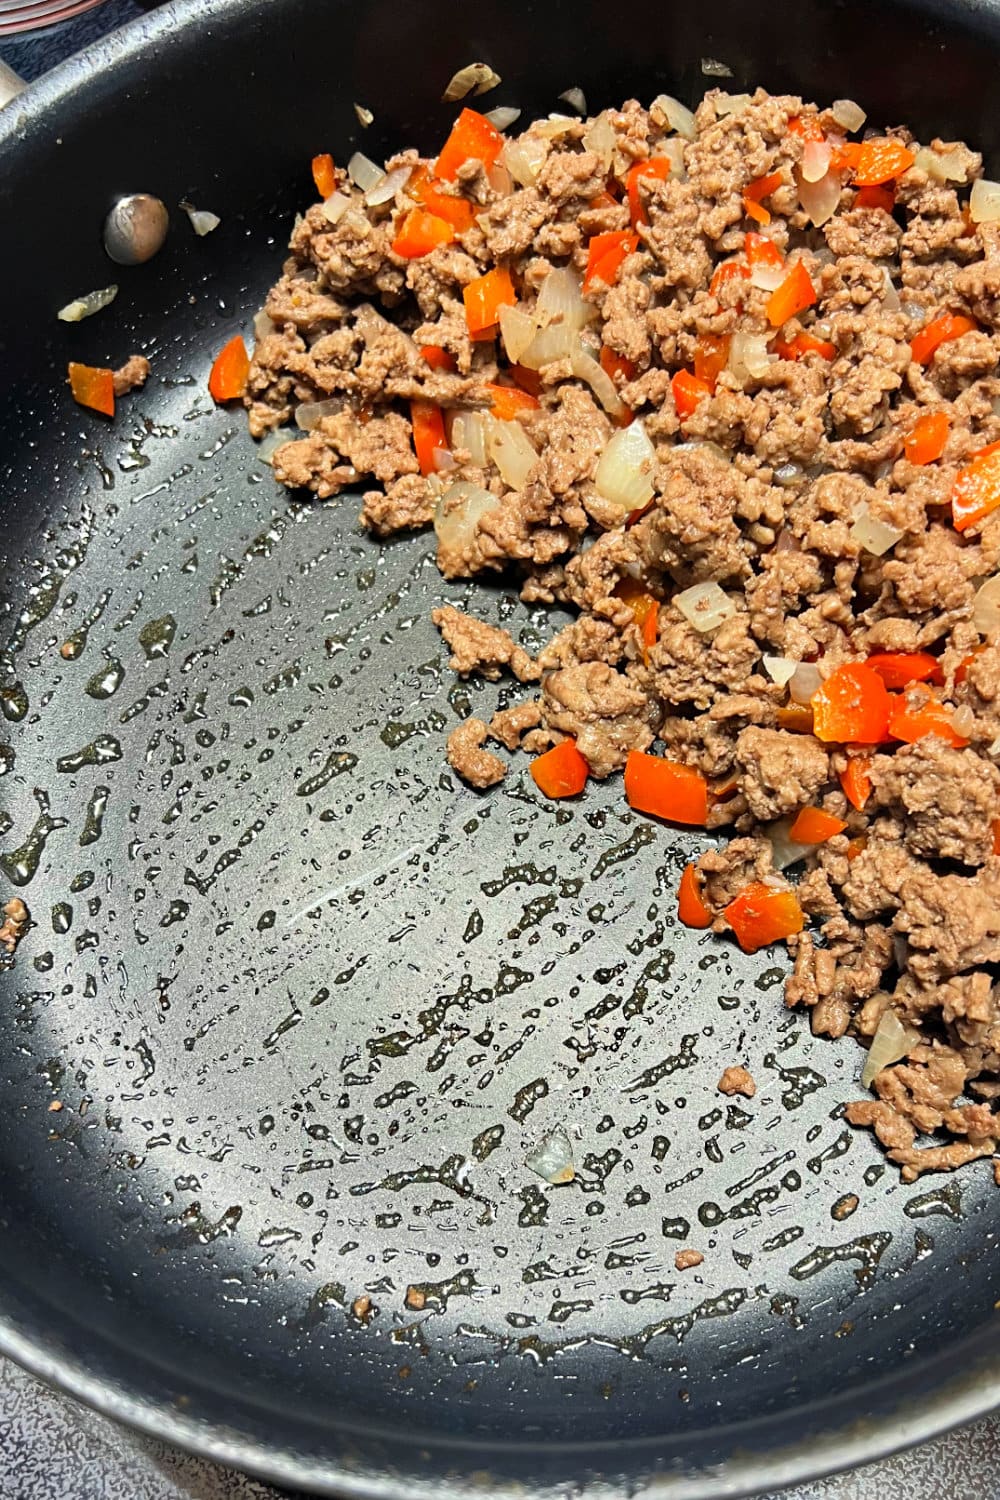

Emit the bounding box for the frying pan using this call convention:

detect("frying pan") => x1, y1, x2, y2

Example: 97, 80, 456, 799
2, 1, 1000, 1495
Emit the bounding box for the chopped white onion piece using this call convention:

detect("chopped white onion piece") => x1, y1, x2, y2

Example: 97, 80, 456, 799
558, 87, 587, 114
183, 205, 221, 236
714, 93, 751, 117
534, 113, 578, 139
914, 145, 969, 184
486, 105, 521, 130
659, 137, 687, 182
970, 177, 1000, 223
321, 190, 351, 225
675, 580, 737, 633
763, 655, 798, 687
988, 735, 1000, 757
801, 137, 832, 184
487, 415, 538, 488
862, 1009, 918, 1089
850, 503, 903, 557
594, 419, 656, 512
498, 302, 539, 363
347, 152, 383, 192
536, 265, 593, 330
952, 703, 975, 737
831, 98, 867, 132
767, 816, 813, 872
881, 267, 900, 312
774, 463, 802, 488
256, 427, 298, 465
702, 57, 734, 77
442, 62, 502, 102
748, 261, 786, 292
582, 111, 616, 171
354, 102, 374, 126
434, 480, 500, 550
295, 398, 344, 431
650, 92, 697, 141
570, 347, 626, 419
503, 135, 548, 186
365, 164, 412, 206
973, 574, 1000, 634
57, 284, 118, 322
796, 164, 841, 227
525, 1126, 575, 1185
253, 308, 276, 340
728, 331, 774, 383
789, 661, 822, 705
519, 319, 578, 370
447, 411, 489, 466
433, 447, 456, 473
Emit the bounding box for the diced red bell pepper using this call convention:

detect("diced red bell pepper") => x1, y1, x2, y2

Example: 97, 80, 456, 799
852, 138, 916, 186
788, 806, 848, 843
693, 333, 731, 391
788, 115, 825, 142
584, 230, 639, 291
671, 369, 712, 421
484, 383, 540, 421
709, 260, 750, 297
745, 231, 785, 269
419, 344, 456, 372
435, 108, 503, 181
910, 311, 978, 365
903, 411, 950, 465
742, 170, 783, 226
407, 165, 476, 232
838, 755, 873, 811
724, 882, 804, 953
855, 183, 896, 212
951, 442, 1000, 532
811, 662, 891, 744
410, 400, 447, 476
887, 686, 969, 748
771, 330, 836, 361
68, 362, 115, 417
600, 345, 638, 384
626, 156, 672, 228
463, 267, 516, 338
624, 750, 708, 825
865, 652, 942, 691
207, 335, 250, 403
530, 738, 589, 798
678, 864, 712, 929
766, 262, 818, 327
391, 208, 455, 259
311, 153, 337, 199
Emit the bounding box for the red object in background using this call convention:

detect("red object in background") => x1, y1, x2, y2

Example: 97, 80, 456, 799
0, 0, 108, 36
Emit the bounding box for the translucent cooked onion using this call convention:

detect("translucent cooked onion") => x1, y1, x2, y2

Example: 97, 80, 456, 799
486, 105, 521, 130
498, 303, 539, 363
651, 93, 697, 140
519, 319, 578, 370
675, 580, 737, 632
767, 816, 812, 872
442, 62, 502, 102
558, 87, 587, 114
714, 93, 750, 117
789, 662, 822, 705
183, 205, 221, 236
321, 190, 351, 225
256, 427, 298, 465
973, 573, 1000, 633
728, 331, 774, 383
57, 284, 118, 322
365, 165, 412, 206
503, 134, 548, 186
970, 178, 1000, 223
253, 309, 277, 339
862, 1009, 918, 1089
448, 411, 489, 466
536, 265, 593, 330
748, 261, 786, 292
571, 347, 626, 418
534, 113, 579, 139
801, 137, 832, 183
488, 416, 538, 488
763, 655, 798, 686
525, 1127, 575, 1185
831, 98, 867, 132
433, 480, 500, 550
850, 503, 903, 556
594, 419, 656, 511
796, 164, 842, 226
354, 102, 374, 126
914, 145, 969, 184
295, 398, 344, 431
881, 267, 901, 312
660, 137, 687, 181
774, 463, 802, 488
582, 111, 616, 171
347, 152, 383, 192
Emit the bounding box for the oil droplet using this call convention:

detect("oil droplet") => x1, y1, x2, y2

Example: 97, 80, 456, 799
0, 682, 28, 722
0, 791, 68, 886
139, 613, 177, 661
79, 786, 110, 847
84, 658, 125, 700
56, 736, 122, 772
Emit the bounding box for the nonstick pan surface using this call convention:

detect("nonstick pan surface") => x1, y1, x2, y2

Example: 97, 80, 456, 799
2, 1, 1000, 1495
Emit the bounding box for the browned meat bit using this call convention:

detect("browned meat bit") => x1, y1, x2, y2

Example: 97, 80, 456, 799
674, 1249, 704, 1272
733, 727, 830, 823
0, 897, 29, 959
351, 1294, 373, 1323
718, 1066, 756, 1099
542, 662, 658, 778
404, 1285, 426, 1311
445, 718, 505, 789
361, 475, 435, 537
488, 701, 542, 750
431, 605, 540, 683
112, 354, 150, 396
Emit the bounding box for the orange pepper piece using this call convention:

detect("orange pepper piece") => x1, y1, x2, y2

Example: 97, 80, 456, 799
855, 183, 896, 212
788, 115, 825, 142
584, 230, 639, 291
951, 442, 1000, 532
771, 331, 836, 361
956, 646, 985, 685
671, 369, 712, 421
766, 262, 818, 327
600, 345, 638, 384
626, 156, 672, 228
811, 662, 891, 744
742, 170, 783, 226
853, 138, 916, 186
887, 685, 969, 748
435, 108, 503, 182
678, 864, 712, 929
68, 362, 115, 418
992, 819, 1000, 856
462, 266, 516, 338
588, 189, 619, 210
839, 755, 873, 811
693, 333, 731, 392
903, 411, 950, 465
410, 401, 447, 476
788, 806, 848, 843
207, 335, 250, 403
623, 750, 708, 825
724, 882, 804, 953
865, 652, 942, 691
530, 738, 589, 798
910, 311, 978, 365
392, 208, 455, 259
311, 153, 337, 199
511, 364, 542, 397
745, 231, 785, 269
419, 344, 456, 372
483, 383, 540, 421
407, 165, 476, 233
846, 835, 868, 861
709, 260, 750, 297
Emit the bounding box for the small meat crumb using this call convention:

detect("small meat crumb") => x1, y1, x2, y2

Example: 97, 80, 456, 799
432, 605, 540, 683
112, 354, 151, 397
674, 1249, 704, 1271
48, 1100, 63, 1113
994, 1161, 1000, 1188
59, 641, 77, 660
718, 1065, 756, 1098
351, 1294, 373, 1322
405, 1285, 426, 1311
446, 718, 506, 789
0, 897, 29, 957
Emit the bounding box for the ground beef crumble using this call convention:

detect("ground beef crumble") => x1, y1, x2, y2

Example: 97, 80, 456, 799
252, 88, 1000, 1181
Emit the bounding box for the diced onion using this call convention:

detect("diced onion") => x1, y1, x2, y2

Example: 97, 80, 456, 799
831, 99, 866, 132
862, 1008, 918, 1089
702, 58, 734, 77
486, 106, 521, 130
650, 93, 697, 141
570, 347, 626, 419
256, 428, 298, 465
748, 260, 786, 292
354, 102, 374, 126
519, 320, 578, 370
728, 331, 774, 383
952, 704, 975, 737
525, 1127, 575, 1185
434, 480, 500, 550
796, 164, 842, 227
789, 662, 822, 705
914, 145, 969, 184
295, 398, 344, 431
447, 411, 489, 466
503, 135, 548, 186
582, 111, 616, 171
57, 285, 118, 322
675, 580, 737, 633
558, 87, 587, 114
253, 309, 277, 340
767, 816, 812, 872
321, 191, 351, 225
498, 302, 539, 363
970, 178, 1000, 224
850, 503, 903, 557
442, 62, 502, 102
365, 164, 412, 206
881, 267, 901, 312
774, 463, 802, 488
714, 93, 751, 117
801, 137, 832, 184
488, 416, 538, 488
660, 137, 687, 182
763, 655, 798, 686
536, 265, 593, 330
594, 419, 656, 512
347, 152, 383, 192
973, 574, 1000, 634
534, 113, 579, 139
183, 205, 221, 236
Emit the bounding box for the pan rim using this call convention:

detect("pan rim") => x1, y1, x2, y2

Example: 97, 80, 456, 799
2, 0, 1000, 1493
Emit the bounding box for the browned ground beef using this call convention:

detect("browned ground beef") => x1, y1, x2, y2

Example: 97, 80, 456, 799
249, 87, 1000, 1182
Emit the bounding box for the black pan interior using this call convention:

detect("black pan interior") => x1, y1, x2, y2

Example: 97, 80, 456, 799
2, 0, 1000, 1495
